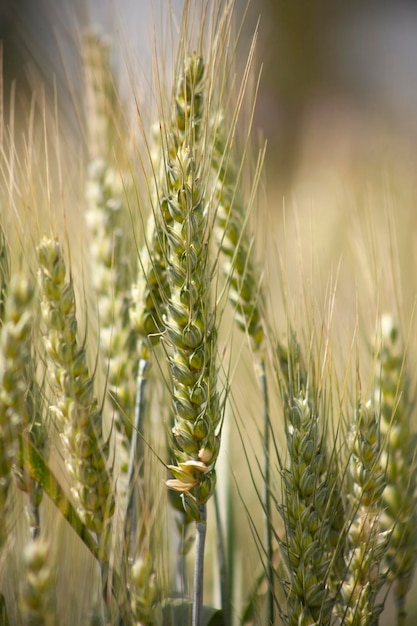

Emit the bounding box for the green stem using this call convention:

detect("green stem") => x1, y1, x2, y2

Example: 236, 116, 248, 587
192, 503, 207, 626
28, 502, 40, 540
396, 590, 407, 626
259, 356, 274, 625
214, 489, 230, 625
124, 357, 150, 549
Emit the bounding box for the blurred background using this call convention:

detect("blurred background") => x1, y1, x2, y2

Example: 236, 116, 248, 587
2, 0, 417, 623
3, 0, 417, 192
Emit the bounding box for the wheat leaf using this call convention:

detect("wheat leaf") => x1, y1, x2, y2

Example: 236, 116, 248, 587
17, 434, 99, 560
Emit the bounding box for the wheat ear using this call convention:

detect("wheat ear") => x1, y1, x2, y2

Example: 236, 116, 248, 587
159, 52, 223, 626
338, 399, 389, 625
19, 539, 54, 626
211, 119, 274, 621
83, 33, 138, 464
277, 335, 345, 626
162, 53, 220, 511
0, 276, 34, 548
37, 237, 114, 538
212, 124, 264, 351
375, 315, 417, 625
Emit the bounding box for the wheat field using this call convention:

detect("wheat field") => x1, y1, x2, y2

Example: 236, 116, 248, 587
0, 1, 417, 625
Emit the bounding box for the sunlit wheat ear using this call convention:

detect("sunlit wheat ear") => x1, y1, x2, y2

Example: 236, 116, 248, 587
375, 315, 417, 622
160, 52, 221, 518
37, 237, 114, 537
19, 539, 54, 626
0, 276, 34, 548
85, 160, 137, 409
277, 336, 341, 626
338, 400, 389, 625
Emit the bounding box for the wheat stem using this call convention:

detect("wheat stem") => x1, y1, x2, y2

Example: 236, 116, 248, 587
214, 489, 230, 625
192, 502, 207, 626
124, 357, 150, 550
258, 356, 274, 625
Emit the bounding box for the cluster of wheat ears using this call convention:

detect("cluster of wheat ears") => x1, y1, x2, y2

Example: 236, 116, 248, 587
0, 2, 417, 625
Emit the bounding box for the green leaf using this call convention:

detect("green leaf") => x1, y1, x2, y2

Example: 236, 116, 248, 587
18, 434, 127, 609
159, 598, 224, 626
17, 434, 100, 560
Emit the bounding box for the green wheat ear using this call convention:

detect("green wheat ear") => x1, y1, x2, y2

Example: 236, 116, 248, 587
376, 315, 417, 624
161, 53, 221, 516
277, 335, 338, 626
338, 399, 389, 625
37, 237, 114, 538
